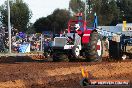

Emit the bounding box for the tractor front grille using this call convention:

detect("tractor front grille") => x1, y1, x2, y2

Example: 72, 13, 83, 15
53, 37, 66, 47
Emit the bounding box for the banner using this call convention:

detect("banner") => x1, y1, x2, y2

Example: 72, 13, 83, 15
19, 43, 30, 53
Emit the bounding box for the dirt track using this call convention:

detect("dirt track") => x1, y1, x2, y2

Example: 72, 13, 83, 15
0, 60, 132, 88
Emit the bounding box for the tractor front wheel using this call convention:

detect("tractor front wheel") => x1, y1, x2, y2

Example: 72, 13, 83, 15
72, 45, 80, 58
52, 52, 69, 62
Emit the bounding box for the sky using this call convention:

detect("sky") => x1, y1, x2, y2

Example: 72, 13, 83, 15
0, 0, 70, 23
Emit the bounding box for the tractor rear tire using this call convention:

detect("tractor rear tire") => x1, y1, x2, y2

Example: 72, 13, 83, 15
89, 31, 103, 62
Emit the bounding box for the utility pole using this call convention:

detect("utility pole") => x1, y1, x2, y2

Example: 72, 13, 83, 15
7, 0, 12, 53
85, 0, 87, 22
85, 0, 92, 22
0, 12, 2, 27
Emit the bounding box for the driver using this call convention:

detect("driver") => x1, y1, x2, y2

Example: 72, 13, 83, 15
74, 24, 82, 35
74, 24, 80, 31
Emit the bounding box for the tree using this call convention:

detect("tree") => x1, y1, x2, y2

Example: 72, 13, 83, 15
52, 9, 71, 33
0, 0, 32, 32
96, 0, 120, 25
117, 0, 132, 23
69, 0, 120, 26
26, 23, 36, 34
34, 17, 52, 33
34, 9, 71, 33
69, 0, 85, 14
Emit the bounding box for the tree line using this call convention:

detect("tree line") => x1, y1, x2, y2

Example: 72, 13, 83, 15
34, 0, 132, 33
0, 0, 132, 33
69, 0, 132, 26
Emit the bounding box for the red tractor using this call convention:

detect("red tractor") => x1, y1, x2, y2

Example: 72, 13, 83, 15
46, 13, 102, 62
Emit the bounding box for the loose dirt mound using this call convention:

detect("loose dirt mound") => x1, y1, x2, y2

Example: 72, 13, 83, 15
0, 55, 46, 63
0, 61, 132, 88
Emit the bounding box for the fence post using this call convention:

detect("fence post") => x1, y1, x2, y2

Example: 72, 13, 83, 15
40, 34, 43, 52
